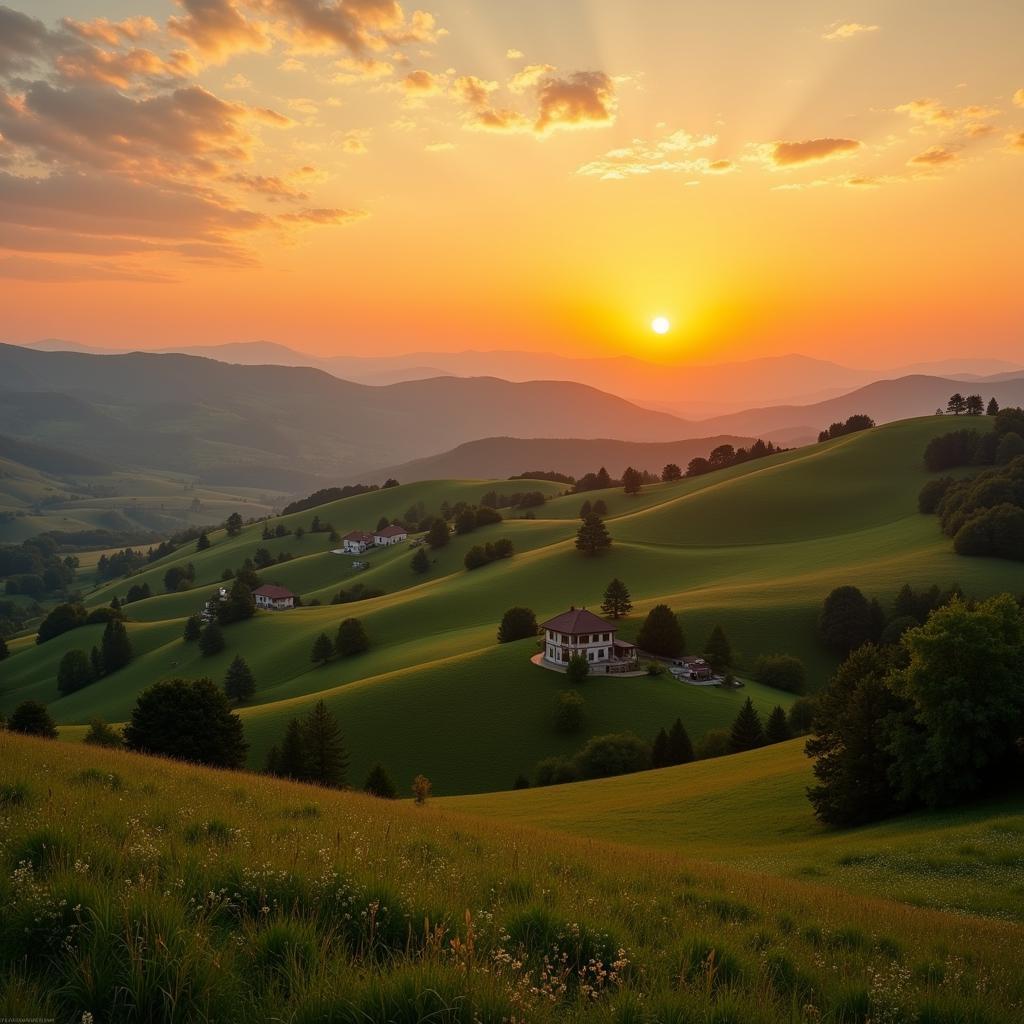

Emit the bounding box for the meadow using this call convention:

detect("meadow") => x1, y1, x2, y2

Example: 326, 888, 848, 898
2, 730, 1023, 1024
3, 416, 1020, 795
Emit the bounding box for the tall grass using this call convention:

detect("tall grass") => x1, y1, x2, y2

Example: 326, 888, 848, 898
1, 732, 1022, 1023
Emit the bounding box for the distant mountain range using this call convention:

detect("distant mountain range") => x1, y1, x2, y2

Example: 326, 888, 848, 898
25, 338, 1023, 418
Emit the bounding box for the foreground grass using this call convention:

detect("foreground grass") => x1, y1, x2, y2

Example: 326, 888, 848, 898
2, 732, 1023, 1024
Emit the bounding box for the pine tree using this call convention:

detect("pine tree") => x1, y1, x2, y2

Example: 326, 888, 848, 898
622, 466, 643, 495
703, 624, 732, 673
593, 499, 608, 516
277, 719, 308, 780
224, 654, 255, 704
311, 632, 334, 665
304, 700, 348, 788
364, 763, 397, 799
198, 620, 225, 657
575, 513, 612, 556
729, 698, 765, 752
218, 579, 255, 625
335, 618, 369, 657
986, 397, 1000, 416
196, 532, 210, 551
765, 705, 791, 744
90, 646, 103, 679
426, 519, 450, 549
183, 614, 202, 642
57, 649, 94, 694
636, 604, 685, 657
578, 499, 592, 520
651, 727, 670, 768
411, 547, 431, 574
666, 718, 694, 764
601, 578, 633, 619
100, 618, 133, 673
226, 512, 244, 536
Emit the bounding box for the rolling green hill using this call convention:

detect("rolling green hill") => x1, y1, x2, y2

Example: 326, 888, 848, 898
2, 416, 1019, 796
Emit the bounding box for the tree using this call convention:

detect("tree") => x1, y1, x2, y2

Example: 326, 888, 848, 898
765, 706, 791, 744
217, 579, 255, 625
410, 547, 431, 574
454, 509, 477, 535
311, 632, 334, 665
335, 617, 369, 657
818, 585, 875, 656
57, 649, 93, 694
622, 466, 643, 495
512, 774, 531, 790
223, 654, 255, 704
364, 763, 397, 799
183, 614, 202, 642
124, 678, 247, 768
601, 578, 632, 620
83, 718, 122, 748
554, 690, 586, 733
965, 394, 984, 416
996, 431, 1024, 465
806, 644, 907, 826
412, 774, 432, 804
8, 700, 58, 738
729, 698, 765, 752
651, 727, 670, 768
100, 618, 133, 673
497, 606, 537, 644
198, 620, 225, 657
565, 653, 589, 686
662, 463, 682, 482
303, 700, 348, 787
946, 393, 967, 416
987, 397, 1000, 416
426, 519, 450, 549
276, 719, 308, 780
226, 512, 244, 537
887, 596, 1024, 809
593, 499, 608, 516
575, 513, 612, 556
36, 602, 87, 644
666, 718, 694, 764
90, 646, 103, 679
196, 532, 210, 551
574, 732, 651, 779
376, 515, 390, 532
695, 729, 730, 760
636, 604, 685, 657
752, 654, 806, 694
578, 499, 592, 519
702, 625, 732, 673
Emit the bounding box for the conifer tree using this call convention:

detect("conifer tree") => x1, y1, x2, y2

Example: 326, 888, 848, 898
986, 397, 1000, 416
311, 632, 334, 665
426, 519, 450, 549
729, 698, 765, 752
335, 617, 369, 657
90, 646, 103, 679
364, 763, 397, 799
703, 624, 732, 673
304, 700, 348, 788
224, 654, 255, 704
667, 718, 695, 764
622, 466, 643, 495
636, 604, 685, 657
100, 617, 133, 673
411, 547, 430, 574
765, 705, 791, 744
198, 620, 225, 657
579, 499, 592, 520
265, 745, 281, 776
183, 614, 202, 642
651, 727, 670, 768
277, 719, 307, 780
601, 578, 633, 619
576, 513, 612, 556
593, 499, 608, 516
196, 532, 210, 551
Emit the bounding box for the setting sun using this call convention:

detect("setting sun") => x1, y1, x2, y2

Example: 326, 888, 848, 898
652, 317, 672, 336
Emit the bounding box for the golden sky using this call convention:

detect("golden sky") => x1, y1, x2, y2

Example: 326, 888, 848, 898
1, 0, 1022, 365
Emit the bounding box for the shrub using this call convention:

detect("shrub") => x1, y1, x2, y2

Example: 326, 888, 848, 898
8, 701, 58, 738
364, 763, 397, 799
497, 607, 537, 644
56, 649, 94, 695
696, 728, 730, 760
554, 690, 586, 734
83, 718, 122, 748
574, 732, 650, 779
565, 653, 589, 686
753, 654, 806, 694
534, 756, 578, 787
36, 602, 86, 644
335, 618, 369, 656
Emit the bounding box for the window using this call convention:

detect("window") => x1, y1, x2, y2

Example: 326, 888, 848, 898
588, 650, 595, 660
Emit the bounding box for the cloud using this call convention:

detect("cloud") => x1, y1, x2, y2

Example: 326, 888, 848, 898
908, 144, 960, 166
278, 206, 366, 224
332, 56, 394, 82
823, 22, 879, 41
0, 5, 59, 76
1014, 88, 1024, 108
577, 128, 722, 180
62, 16, 159, 46
535, 71, 616, 133
227, 172, 309, 199
506, 48, 523, 60
54, 45, 198, 89
340, 128, 369, 153
509, 63, 555, 93
895, 97, 999, 130
767, 137, 861, 166
1005, 132, 1024, 152
168, 0, 270, 61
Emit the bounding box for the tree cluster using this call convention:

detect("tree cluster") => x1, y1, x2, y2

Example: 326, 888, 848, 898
923, 407, 1024, 471
310, 618, 370, 664
464, 537, 514, 570
330, 582, 385, 604
282, 483, 380, 516
685, 439, 782, 479
266, 700, 349, 788
56, 618, 133, 694
818, 414, 875, 443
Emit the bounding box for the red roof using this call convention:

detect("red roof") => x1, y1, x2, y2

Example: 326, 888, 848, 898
343, 531, 374, 543
254, 584, 296, 600
540, 607, 614, 634
375, 524, 407, 538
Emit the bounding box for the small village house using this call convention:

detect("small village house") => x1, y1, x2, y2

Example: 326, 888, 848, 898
374, 524, 408, 546
253, 584, 297, 610
341, 530, 375, 554
540, 607, 638, 673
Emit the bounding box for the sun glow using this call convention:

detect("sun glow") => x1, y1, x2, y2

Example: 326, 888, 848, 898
651, 316, 671, 335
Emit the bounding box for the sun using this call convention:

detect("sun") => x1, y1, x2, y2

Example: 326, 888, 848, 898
651, 316, 671, 335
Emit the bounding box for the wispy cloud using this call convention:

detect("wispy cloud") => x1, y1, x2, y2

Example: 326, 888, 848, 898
823, 22, 879, 41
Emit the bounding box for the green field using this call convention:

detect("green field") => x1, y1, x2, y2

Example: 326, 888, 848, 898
2, 731, 1022, 1023
2, 416, 1019, 796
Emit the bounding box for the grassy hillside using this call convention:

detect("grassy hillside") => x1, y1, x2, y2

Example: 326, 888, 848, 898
2, 731, 1022, 1023
3, 416, 1019, 796
449, 740, 1024, 921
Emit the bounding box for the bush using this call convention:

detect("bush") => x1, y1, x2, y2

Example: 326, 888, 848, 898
918, 477, 955, 514
695, 728, 730, 759
574, 732, 650, 779
497, 607, 537, 644
335, 618, 370, 656
83, 718, 122, 747
554, 690, 586, 734
534, 756, 578, 787
565, 653, 589, 686
8, 700, 58, 738
636, 604, 685, 657
364, 764, 397, 799
953, 503, 1024, 561
57, 649, 94, 694
752, 654, 806, 694
36, 602, 86, 644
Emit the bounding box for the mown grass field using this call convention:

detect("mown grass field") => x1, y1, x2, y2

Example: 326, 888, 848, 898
2, 731, 1023, 1024
2, 416, 1019, 795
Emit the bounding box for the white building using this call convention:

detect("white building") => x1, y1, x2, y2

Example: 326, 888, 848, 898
341, 531, 374, 554
539, 607, 638, 672
253, 584, 297, 610
374, 524, 408, 546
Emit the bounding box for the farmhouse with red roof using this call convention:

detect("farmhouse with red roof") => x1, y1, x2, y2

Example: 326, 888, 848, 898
341, 530, 375, 554
253, 584, 297, 611
374, 524, 408, 546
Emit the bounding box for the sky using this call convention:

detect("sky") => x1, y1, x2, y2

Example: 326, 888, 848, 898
0, 0, 1022, 367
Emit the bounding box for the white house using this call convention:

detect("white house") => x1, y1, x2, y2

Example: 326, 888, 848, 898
341, 530, 375, 554
253, 584, 297, 610
374, 524, 408, 546
539, 607, 638, 672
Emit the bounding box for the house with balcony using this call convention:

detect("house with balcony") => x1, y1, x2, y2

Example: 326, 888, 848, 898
539, 606, 638, 674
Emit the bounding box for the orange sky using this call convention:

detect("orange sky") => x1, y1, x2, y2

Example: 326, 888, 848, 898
1, 0, 1022, 366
